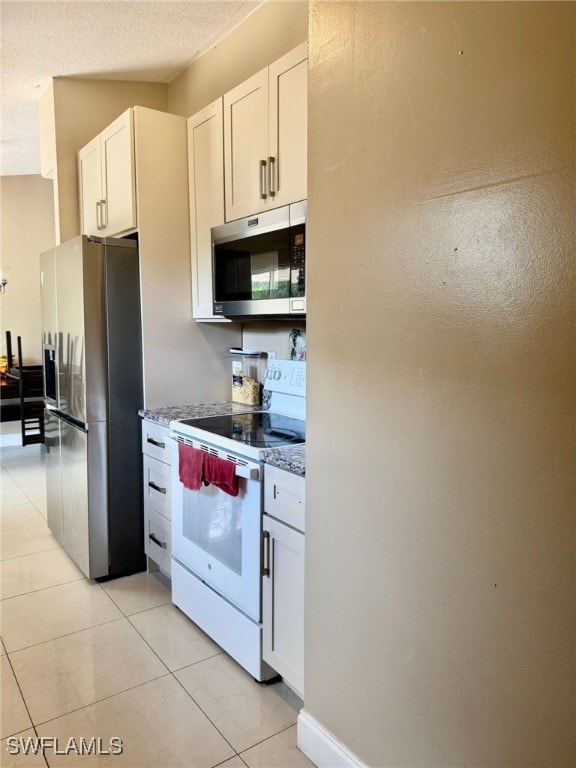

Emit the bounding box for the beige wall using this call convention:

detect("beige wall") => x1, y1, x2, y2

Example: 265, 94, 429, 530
167, 0, 308, 118
305, 2, 575, 767
0, 176, 55, 364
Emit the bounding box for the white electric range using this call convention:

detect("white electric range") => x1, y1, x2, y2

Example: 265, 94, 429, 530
169, 359, 306, 681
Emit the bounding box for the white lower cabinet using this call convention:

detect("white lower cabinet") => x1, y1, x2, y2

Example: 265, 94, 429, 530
262, 465, 305, 698
145, 507, 171, 574
142, 420, 172, 577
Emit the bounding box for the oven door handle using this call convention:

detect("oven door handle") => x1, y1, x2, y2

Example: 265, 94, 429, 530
235, 464, 259, 480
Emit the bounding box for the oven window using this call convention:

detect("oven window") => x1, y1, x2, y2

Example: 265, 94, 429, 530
213, 228, 291, 302
182, 484, 243, 575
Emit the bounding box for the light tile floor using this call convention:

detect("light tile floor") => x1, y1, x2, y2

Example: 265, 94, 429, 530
0, 444, 314, 768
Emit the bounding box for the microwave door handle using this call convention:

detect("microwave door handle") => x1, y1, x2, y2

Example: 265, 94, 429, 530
259, 160, 267, 200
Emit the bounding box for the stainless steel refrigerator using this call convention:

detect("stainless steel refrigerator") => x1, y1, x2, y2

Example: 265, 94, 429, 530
40, 235, 145, 580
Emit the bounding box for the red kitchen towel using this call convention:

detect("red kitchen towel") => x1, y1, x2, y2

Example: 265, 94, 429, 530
178, 442, 204, 491
203, 452, 239, 497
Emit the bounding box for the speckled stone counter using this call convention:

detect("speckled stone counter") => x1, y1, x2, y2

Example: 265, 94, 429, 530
262, 444, 306, 477
140, 403, 306, 476
139, 401, 261, 428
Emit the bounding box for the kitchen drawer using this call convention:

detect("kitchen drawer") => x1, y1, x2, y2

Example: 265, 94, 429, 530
144, 506, 171, 575
264, 465, 305, 533
141, 420, 171, 464
143, 455, 171, 520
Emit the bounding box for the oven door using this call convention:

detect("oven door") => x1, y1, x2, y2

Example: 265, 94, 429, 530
170, 436, 262, 622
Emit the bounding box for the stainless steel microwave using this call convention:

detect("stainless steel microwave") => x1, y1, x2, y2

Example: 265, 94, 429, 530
211, 200, 306, 319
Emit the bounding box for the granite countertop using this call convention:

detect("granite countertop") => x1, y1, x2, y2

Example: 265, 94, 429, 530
140, 402, 306, 476
262, 444, 306, 477
139, 401, 261, 427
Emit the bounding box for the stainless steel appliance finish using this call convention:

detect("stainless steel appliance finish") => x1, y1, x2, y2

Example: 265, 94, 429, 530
211, 200, 306, 319
41, 235, 145, 580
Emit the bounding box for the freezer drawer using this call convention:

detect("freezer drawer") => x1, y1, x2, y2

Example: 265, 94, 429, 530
60, 418, 110, 579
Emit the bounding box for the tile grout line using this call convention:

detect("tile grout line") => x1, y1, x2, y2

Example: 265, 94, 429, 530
170, 669, 241, 760
0, 544, 62, 564
2, 650, 41, 744
0, 574, 86, 603
2, 450, 302, 767
105, 578, 241, 759
24, 671, 173, 731
3, 614, 130, 656
0, 568, 94, 601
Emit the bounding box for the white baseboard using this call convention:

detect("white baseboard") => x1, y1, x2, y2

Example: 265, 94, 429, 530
297, 710, 367, 768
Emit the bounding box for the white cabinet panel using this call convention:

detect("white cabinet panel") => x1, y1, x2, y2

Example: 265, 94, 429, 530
78, 108, 136, 238
223, 69, 268, 221
263, 464, 305, 698
143, 455, 171, 520
268, 43, 308, 208
142, 421, 171, 464
144, 506, 171, 575
100, 110, 136, 236
78, 136, 102, 238
262, 513, 305, 698
141, 418, 172, 577
264, 464, 305, 532
188, 99, 228, 321
223, 43, 308, 222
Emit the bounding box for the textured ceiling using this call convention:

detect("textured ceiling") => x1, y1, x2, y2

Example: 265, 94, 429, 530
0, 0, 263, 175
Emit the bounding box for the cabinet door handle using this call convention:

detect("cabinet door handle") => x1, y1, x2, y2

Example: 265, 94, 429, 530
96, 201, 102, 230
148, 481, 167, 495
146, 437, 166, 449
261, 530, 271, 577
268, 156, 276, 197
100, 199, 107, 228
259, 160, 267, 199
149, 533, 167, 549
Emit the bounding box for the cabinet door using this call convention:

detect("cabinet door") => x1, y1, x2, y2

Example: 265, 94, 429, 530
78, 135, 102, 237
262, 514, 305, 698
223, 68, 269, 221
100, 109, 136, 236
268, 43, 308, 208
188, 99, 227, 321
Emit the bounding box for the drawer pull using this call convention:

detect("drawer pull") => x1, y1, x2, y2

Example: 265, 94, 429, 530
148, 481, 167, 495
147, 437, 166, 449
149, 533, 167, 549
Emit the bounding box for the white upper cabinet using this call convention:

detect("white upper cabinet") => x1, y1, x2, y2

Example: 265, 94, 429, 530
188, 99, 229, 321
223, 42, 308, 222
78, 109, 136, 237
223, 69, 269, 221
268, 43, 308, 210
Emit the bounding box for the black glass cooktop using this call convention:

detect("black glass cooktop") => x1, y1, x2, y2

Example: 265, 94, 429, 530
180, 411, 306, 449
